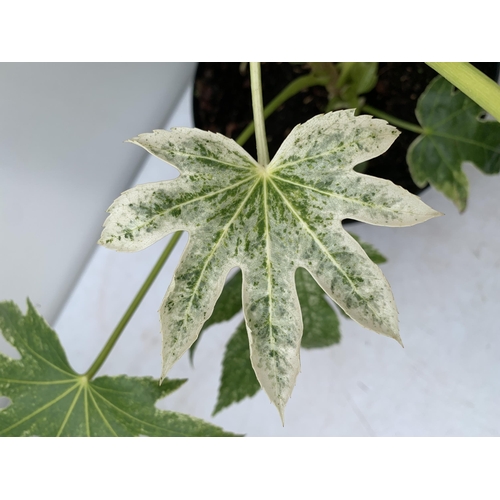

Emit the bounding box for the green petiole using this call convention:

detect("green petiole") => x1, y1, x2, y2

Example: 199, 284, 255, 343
426, 62, 500, 123
85, 231, 183, 379
361, 104, 425, 135
249, 62, 270, 166
236, 72, 328, 146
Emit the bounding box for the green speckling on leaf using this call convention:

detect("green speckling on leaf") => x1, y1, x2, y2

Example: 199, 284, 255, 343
99, 110, 439, 419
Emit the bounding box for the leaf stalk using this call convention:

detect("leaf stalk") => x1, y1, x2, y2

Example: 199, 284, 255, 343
84, 231, 183, 380
249, 62, 270, 166
236, 73, 329, 146
361, 104, 425, 134
426, 62, 500, 123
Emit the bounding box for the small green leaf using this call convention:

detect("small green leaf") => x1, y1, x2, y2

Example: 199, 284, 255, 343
407, 76, 500, 211
0, 300, 236, 437
326, 63, 379, 111
338, 62, 379, 103
213, 321, 260, 416
101, 110, 439, 418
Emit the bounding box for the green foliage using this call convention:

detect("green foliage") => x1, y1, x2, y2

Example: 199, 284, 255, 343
408, 76, 500, 211
99, 109, 439, 419
330, 62, 379, 110
0, 300, 236, 437
190, 269, 242, 363
348, 233, 387, 265
309, 62, 378, 111
213, 321, 260, 415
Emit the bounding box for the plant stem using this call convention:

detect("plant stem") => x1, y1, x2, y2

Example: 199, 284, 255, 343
361, 104, 425, 134
84, 231, 183, 380
426, 62, 500, 122
249, 62, 270, 166
236, 72, 328, 147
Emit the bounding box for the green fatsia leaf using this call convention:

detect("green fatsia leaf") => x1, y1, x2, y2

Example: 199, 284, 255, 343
296, 268, 341, 348
189, 270, 242, 363
407, 76, 500, 212
348, 233, 387, 265
100, 110, 439, 419
213, 320, 260, 416
0, 300, 236, 436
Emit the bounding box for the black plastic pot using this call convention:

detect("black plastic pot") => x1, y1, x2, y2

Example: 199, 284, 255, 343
192, 62, 499, 196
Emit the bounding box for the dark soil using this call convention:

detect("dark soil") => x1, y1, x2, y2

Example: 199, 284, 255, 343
193, 62, 498, 194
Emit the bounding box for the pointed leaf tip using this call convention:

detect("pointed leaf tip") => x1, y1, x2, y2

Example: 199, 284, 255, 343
395, 334, 404, 348
279, 407, 285, 427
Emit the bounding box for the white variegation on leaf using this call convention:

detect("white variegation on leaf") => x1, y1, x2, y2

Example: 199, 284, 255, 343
100, 110, 440, 421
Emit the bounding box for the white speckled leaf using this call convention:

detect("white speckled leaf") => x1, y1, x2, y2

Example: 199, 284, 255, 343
100, 110, 440, 419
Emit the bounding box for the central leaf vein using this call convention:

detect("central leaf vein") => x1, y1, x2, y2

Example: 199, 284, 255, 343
182, 179, 260, 326
56, 384, 83, 436
84, 385, 90, 437
263, 178, 275, 348
88, 387, 117, 437
15, 333, 75, 378
269, 144, 348, 173
165, 150, 255, 171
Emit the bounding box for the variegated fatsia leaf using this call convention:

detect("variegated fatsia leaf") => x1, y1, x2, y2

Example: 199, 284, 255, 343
100, 110, 440, 421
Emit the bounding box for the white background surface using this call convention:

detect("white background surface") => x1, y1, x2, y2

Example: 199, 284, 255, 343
49, 83, 500, 436
0, 63, 196, 323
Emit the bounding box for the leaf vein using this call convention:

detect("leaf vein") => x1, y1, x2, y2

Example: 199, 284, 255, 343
84, 385, 90, 437
426, 100, 476, 130
269, 179, 383, 322
56, 384, 84, 436
90, 387, 192, 437
182, 180, 260, 327
263, 178, 276, 348
168, 150, 255, 171
0, 378, 76, 386
430, 131, 500, 153
126, 175, 256, 236
13, 332, 75, 378
270, 144, 349, 173
87, 387, 118, 437
0, 383, 79, 436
